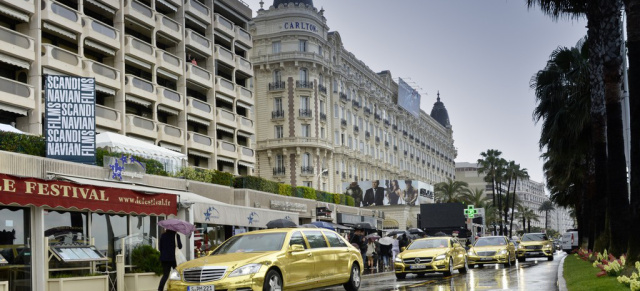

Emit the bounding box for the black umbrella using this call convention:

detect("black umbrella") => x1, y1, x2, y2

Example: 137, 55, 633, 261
266, 219, 297, 229
408, 228, 425, 235
434, 231, 447, 236
386, 230, 409, 237
353, 222, 374, 230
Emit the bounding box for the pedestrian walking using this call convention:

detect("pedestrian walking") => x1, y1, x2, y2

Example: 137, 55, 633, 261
158, 229, 182, 291
391, 235, 400, 265
366, 238, 375, 269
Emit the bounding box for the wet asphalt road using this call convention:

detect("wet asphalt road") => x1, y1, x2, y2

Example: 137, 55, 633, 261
313, 251, 566, 291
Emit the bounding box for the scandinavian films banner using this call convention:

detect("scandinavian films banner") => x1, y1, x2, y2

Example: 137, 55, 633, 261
45, 75, 96, 165
343, 179, 435, 207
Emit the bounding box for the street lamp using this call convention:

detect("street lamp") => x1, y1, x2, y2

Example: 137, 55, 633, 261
316, 168, 328, 190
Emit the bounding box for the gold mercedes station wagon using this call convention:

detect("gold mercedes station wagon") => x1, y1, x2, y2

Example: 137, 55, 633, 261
394, 237, 468, 279
517, 233, 554, 262
167, 228, 363, 291
467, 236, 516, 268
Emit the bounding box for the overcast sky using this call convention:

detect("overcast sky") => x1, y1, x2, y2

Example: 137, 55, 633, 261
243, 0, 588, 183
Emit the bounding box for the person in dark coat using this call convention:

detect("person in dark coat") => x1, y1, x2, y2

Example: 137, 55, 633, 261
398, 234, 410, 250
158, 229, 182, 291
364, 180, 385, 206
350, 228, 367, 260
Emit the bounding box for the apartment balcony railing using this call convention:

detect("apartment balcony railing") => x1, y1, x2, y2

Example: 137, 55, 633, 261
95, 104, 121, 131
0, 26, 35, 63
403, 130, 408, 136
0, 77, 34, 111
42, 0, 82, 34
352, 100, 361, 110
125, 74, 155, 103
125, 35, 154, 64
365, 131, 370, 139
385, 141, 389, 147
185, 29, 211, 56
353, 125, 359, 134
374, 114, 381, 121
217, 140, 238, 159
301, 166, 314, 175
187, 131, 214, 153
272, 110, 285, 119
384, 119, 390, 126
296, 80, 313, 89
237, 85, 252, 104
82, 16, 120, 51
235, 26, 252, 48
375, 137, 380, 144
299, 109, 313, 118
339, 92, 348, 102
82, 60, 120, 90
185, 63, 213, 89
215, 76, 235, 97
215, 45, 234, 66
238, 116, 254, 132
393, 124, 398, 130
155, 13, 182, 42
213, 13, 234, 37
187, 97, 213, 120
157, 123, 184, 146
273, 167, 286, 176
319, 113, 327, 122
363, 107, 371, 116
394, 145, 398, 151
341, 172, 346, 179
41, 44, 81, 75
3, 0, 34, 14
125, 114, 157, 140
156, 50, 182, 77
340, 119, 347, 128
123, 0, 154, 28
157, 87, 183, 112
318, 84, 327, 95
185, 0, 211, 25
269, 81, 285, 91
236, 56, 252, 76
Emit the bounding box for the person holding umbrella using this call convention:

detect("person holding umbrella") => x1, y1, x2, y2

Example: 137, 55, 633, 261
157, 219, 194, 291
158, 229, 182, 291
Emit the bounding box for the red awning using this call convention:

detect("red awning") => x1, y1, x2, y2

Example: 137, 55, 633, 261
0, 173, 177, 216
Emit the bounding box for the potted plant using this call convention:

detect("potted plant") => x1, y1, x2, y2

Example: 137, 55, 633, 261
124, 244, 162, 291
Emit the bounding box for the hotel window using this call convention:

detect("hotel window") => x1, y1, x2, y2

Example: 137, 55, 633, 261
321, 127, 325, 139
319, 74, 324, 86
318, 45, 323, 56
320, 100, 325, 114
300, 96, 310, 110
334, 130, 339, 145
272, 41, 281, 53
333, 79, 338, 93
299, 69, 308, 84
301, 124, 310, 137
276, 154, 284, 168
303, 181, 312, 187
274, 97, 283, 111
273, 70, 282, 83
302, 153, 312, 167
299, 40, 307, 52
333, 103, 338, 118
275, 125, 283, 139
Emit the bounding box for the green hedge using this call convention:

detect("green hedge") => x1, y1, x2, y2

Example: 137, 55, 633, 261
174, 167, 233, 187
234, 176, 279, 194
316, 191, 333, 203
0, 132, 45, 156
345, 195, 355, 206
130, 245, 162, 275
295, 186, 316, 200
279, 183, 293, 196
96, 148, 169, 176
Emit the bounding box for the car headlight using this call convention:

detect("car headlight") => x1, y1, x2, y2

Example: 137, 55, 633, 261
228, 264, 262, 278
498, 249, 508, 255
544, 244, 552, 249
169, 269, 181, 281
467, 250, 476, 256
435, 254, 446, 261
394, 257, 403, 263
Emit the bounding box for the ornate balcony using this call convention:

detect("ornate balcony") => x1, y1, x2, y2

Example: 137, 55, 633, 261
363, 107, 371, 116
339, 92, 348, 103
365, 131, 370, 139
296, 80, 313, 89
353, 125, 359, 134
319, 113, 327, 122
269, 81, 285, 91
272, 110, 284, 120
340, 119, 347, 128
273, 167, 286, 176
352, 100, 361, 110
301, 166, 314, 175
299, 109, 313, 118
318, 84, 327, 95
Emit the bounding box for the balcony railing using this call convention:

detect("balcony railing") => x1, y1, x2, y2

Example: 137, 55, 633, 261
296, 80, 313, 89
385, 141, 389, 147
320, 112, 326, 122
269, 81, 285, 91
318, 84, 327, 94
363, 107, 371, 115
299, 109, 312, 118
341, 172, 346, 179
301, 166, 314, 175
273, 167, 286, 176
340, 119, 347, 127
394, 145, 398, 151
393, 124, 398, 130
375, 137, 380, 143
353, 125, 359, 133
352, 100, 360, 109
384, 119, 390, 126
374, 114, 381, 121
339, 92, 348, 102
272, 110, 284, 119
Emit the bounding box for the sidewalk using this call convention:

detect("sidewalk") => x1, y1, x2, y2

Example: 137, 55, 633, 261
557, 254, 568, 291
362, 265, 393, 277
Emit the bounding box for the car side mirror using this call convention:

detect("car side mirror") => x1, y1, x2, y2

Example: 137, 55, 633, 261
289, 244, 305, 252
401, 247, 406, 252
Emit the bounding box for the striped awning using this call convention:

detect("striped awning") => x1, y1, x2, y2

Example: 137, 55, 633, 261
215, 94, 234, 104
188, 149, 211, 158
216, 156, 235, 164
85, 39, 116, 56
237, 161, 254, 168
95, 84, 116, 95
184, 14, 207, 30
0, 103, 28, 116
0, 3, 29, 22
187, 115, 210, 126
158, 105, 179, 115
85, 0, 116, 14
125, 55, 151, 70
0, 53, 29, 69
216, 125, 234, 134
156, 0, 177, 11
159, 142, 182, 152
236, 101, 252, 110
157, 68, 179, 80
125, 94, 151, 107
43, 22, 76, 40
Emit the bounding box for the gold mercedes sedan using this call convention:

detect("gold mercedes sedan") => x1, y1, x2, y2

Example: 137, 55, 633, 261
394, 237, 468, 279
467, 236, 516, 268
517, 233, 554, 262
167, 228, 363, 291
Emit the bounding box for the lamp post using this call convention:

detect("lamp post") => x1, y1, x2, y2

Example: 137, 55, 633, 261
316, 168, 328, 190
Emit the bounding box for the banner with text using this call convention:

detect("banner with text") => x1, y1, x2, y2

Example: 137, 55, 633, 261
0, 173, 177, 216
343, 179, 434, 207
397, 78, 421, 118
45, 75, 96, 164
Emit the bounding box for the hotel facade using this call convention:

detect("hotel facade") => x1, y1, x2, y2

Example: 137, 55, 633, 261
250, 0, 457, 194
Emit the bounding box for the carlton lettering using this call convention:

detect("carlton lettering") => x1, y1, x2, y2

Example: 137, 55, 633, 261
283, 21, 318, 33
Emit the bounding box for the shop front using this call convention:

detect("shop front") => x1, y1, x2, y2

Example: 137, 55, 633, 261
0, 173, 177, 291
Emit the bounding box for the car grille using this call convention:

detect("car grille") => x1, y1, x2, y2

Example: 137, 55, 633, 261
476, 251, 496, 256
183, 266, 227, 283
525, 245, 542, 250
403, 257, 433, 264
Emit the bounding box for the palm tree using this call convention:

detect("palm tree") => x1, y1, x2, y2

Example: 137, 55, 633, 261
538, 200, 556, 231
460, 188, 490, 208
434, 178, 468, 203
510, 166, 529, 237
477, 149, 503, 208
524, 208, 541, 233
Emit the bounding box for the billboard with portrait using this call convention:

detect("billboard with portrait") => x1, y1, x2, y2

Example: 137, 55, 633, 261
397, 78, 421, 118
343, 179, 434, 207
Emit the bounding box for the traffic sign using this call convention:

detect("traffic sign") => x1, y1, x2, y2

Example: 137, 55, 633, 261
464, 205, 477, 218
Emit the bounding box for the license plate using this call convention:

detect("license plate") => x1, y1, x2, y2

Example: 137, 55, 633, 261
410, 264, 427, 269
480, 258, 492, 261
529, 252, 541, 255
188, 286, 214, 291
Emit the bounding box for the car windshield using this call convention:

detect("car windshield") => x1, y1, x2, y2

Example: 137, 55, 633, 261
407, 239, 448, 250
522, 234, 548, 241
474, 237, 506, 247
212, 233, 287, 254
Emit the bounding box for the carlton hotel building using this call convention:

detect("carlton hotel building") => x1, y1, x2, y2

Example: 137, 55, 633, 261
0, 0, 257, 174
250, 0, 457, 193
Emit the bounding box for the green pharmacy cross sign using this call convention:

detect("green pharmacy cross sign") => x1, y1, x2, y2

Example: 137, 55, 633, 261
464, 205, 477, 219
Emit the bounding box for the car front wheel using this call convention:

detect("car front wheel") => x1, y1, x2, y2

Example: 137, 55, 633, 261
459, 257, 469, 274
343, 263, 361, 291
443, 258, 454, 276
263, 269, 282, 291
395, 273, 406, 279
548, 255, 554, 261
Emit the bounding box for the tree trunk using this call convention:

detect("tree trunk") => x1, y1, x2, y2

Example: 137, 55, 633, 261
625, 0, 640, 267
504, 178, 512, 236
601, 0, 630, 257
509, 177, 519, 238
588, 0, 611, 253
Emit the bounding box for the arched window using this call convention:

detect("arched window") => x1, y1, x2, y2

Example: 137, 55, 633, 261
302, 152, 312, 167
273, 70, 282, 83
319, 74, 324, 86
299, 69, 308, 84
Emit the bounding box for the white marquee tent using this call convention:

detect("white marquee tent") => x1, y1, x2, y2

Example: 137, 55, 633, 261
96, 132, 186, 173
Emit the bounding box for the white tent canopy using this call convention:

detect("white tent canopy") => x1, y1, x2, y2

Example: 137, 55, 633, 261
0, 123, 24, 133
96, 132, 186, 173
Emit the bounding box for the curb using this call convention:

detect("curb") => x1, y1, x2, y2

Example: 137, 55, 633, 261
362, 270, 393, 277
557, 254, 568, 291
